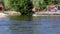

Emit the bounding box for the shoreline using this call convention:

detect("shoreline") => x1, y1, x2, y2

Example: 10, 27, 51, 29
3, 11, 21, 16
33, 12, 60, 16
1, 11, 60, 16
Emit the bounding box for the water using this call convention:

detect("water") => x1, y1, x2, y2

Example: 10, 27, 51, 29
0, 16, 60, 34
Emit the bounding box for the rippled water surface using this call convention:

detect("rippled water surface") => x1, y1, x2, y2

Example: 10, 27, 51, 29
0, 16, 60, 34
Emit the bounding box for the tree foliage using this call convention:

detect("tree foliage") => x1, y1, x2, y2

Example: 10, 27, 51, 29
10, 0, 34, 15
32, 0, 60, 10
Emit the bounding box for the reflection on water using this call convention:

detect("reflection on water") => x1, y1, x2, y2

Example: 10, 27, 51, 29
0, 16, 60, 34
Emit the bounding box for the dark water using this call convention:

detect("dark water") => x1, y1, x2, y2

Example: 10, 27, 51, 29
0, 16, 60, 34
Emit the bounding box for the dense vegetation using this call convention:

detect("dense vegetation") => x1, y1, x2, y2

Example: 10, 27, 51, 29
10, 0, 34, 15
2, 0, 60, 15
32, 0, 60, 10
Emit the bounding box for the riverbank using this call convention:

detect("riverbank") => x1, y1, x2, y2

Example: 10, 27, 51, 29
33, 12, 60, 16
3, 11, 21, 16
1, 11, 60, 16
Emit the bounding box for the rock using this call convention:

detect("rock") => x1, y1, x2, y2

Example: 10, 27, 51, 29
4, 11, 21, 16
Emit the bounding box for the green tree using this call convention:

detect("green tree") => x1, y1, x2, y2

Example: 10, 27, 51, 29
32, 0, 46, 10
10, 0, 34, 15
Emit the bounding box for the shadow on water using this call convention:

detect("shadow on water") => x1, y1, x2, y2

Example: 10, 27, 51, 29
9, 15, 41, 22
9, 15, 42, 34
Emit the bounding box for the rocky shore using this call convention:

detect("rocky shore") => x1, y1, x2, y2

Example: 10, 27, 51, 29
33, 12, 60, 16
4, 11, 21, 16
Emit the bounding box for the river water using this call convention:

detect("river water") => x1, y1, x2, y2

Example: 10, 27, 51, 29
0, 16, 60, 34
